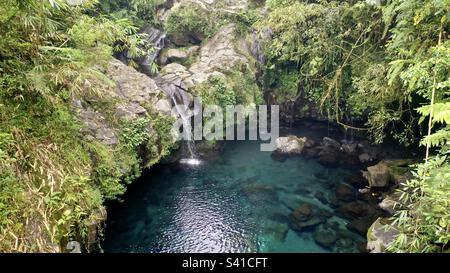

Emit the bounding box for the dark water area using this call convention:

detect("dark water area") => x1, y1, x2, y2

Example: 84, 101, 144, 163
102, 122, 399, 253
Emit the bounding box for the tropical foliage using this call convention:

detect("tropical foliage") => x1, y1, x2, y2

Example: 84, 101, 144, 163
0, 0, 170, 252
258, 0, 450, 252
1, 0, 449, 253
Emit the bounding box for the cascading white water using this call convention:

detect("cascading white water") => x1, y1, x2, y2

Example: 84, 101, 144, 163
161, 83, 199, 162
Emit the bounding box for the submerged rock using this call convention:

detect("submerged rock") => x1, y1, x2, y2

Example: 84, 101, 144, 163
346, 217, 374, 236
290, 216, 323, 232
317, 152, 340, 167
314, 191, 328, 205
313, 230, 338, 249
288, 203, 323, 232
290, 203, 312, 222
335, 184, 356, 202
241, 183, 278, 204
263, 221, 289, 242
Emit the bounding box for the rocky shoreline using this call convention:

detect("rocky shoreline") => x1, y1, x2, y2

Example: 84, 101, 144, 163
272, 133, 416, 252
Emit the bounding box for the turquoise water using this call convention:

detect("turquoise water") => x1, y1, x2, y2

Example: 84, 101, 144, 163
103, 134, 365, 253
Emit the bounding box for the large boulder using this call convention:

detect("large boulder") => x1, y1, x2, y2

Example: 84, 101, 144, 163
165, 48, 189, 62
273, 136, 306, 156
317, 152, 340, 167
367, 218, 399, 253
342, 142, 358, 155
73, 59, 172, 147
337, 202, 368, 219
107, 58, 162, 104
322, 137, 341, 150
363, 162, 391, 188
161, 46, 199, 64
317, 137, 342, 167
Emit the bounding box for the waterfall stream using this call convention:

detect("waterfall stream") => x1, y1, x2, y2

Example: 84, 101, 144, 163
161, 83, 198, 161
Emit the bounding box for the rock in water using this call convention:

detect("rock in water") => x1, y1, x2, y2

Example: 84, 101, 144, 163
346, 217, 374, 236
322, 137, 341, 150
335, 184, 356, 202
342, 143, 358, 154
290, 203, 312, 222
363, 162, 391, 188
289, 217, 323, 232
289, 203, 323, 232
241, 183, 278, 204
313, 230, 338, 249
273, 136, 306, 156
314, 191, 328, 205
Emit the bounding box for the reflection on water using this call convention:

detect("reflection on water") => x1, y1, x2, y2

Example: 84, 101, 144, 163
103, 137, 365, 253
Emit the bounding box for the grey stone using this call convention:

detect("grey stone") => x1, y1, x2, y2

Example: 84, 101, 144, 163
364, 162, 391, 188
155, 99, 172, 114
273, 136, 306, 156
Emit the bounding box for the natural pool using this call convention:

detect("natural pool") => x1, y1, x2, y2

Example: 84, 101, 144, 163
103, 127, 368, 253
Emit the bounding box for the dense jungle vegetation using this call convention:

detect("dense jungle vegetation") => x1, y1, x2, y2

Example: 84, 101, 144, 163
0, 0, 449, 253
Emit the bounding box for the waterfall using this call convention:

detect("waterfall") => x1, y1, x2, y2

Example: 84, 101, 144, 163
250, 30, 266, 66
160, 83, 199, 162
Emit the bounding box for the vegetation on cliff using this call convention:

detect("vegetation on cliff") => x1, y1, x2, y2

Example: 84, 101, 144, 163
0, 0, 449, 253
0, 0, 174, 251
259, 0, 449, 252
